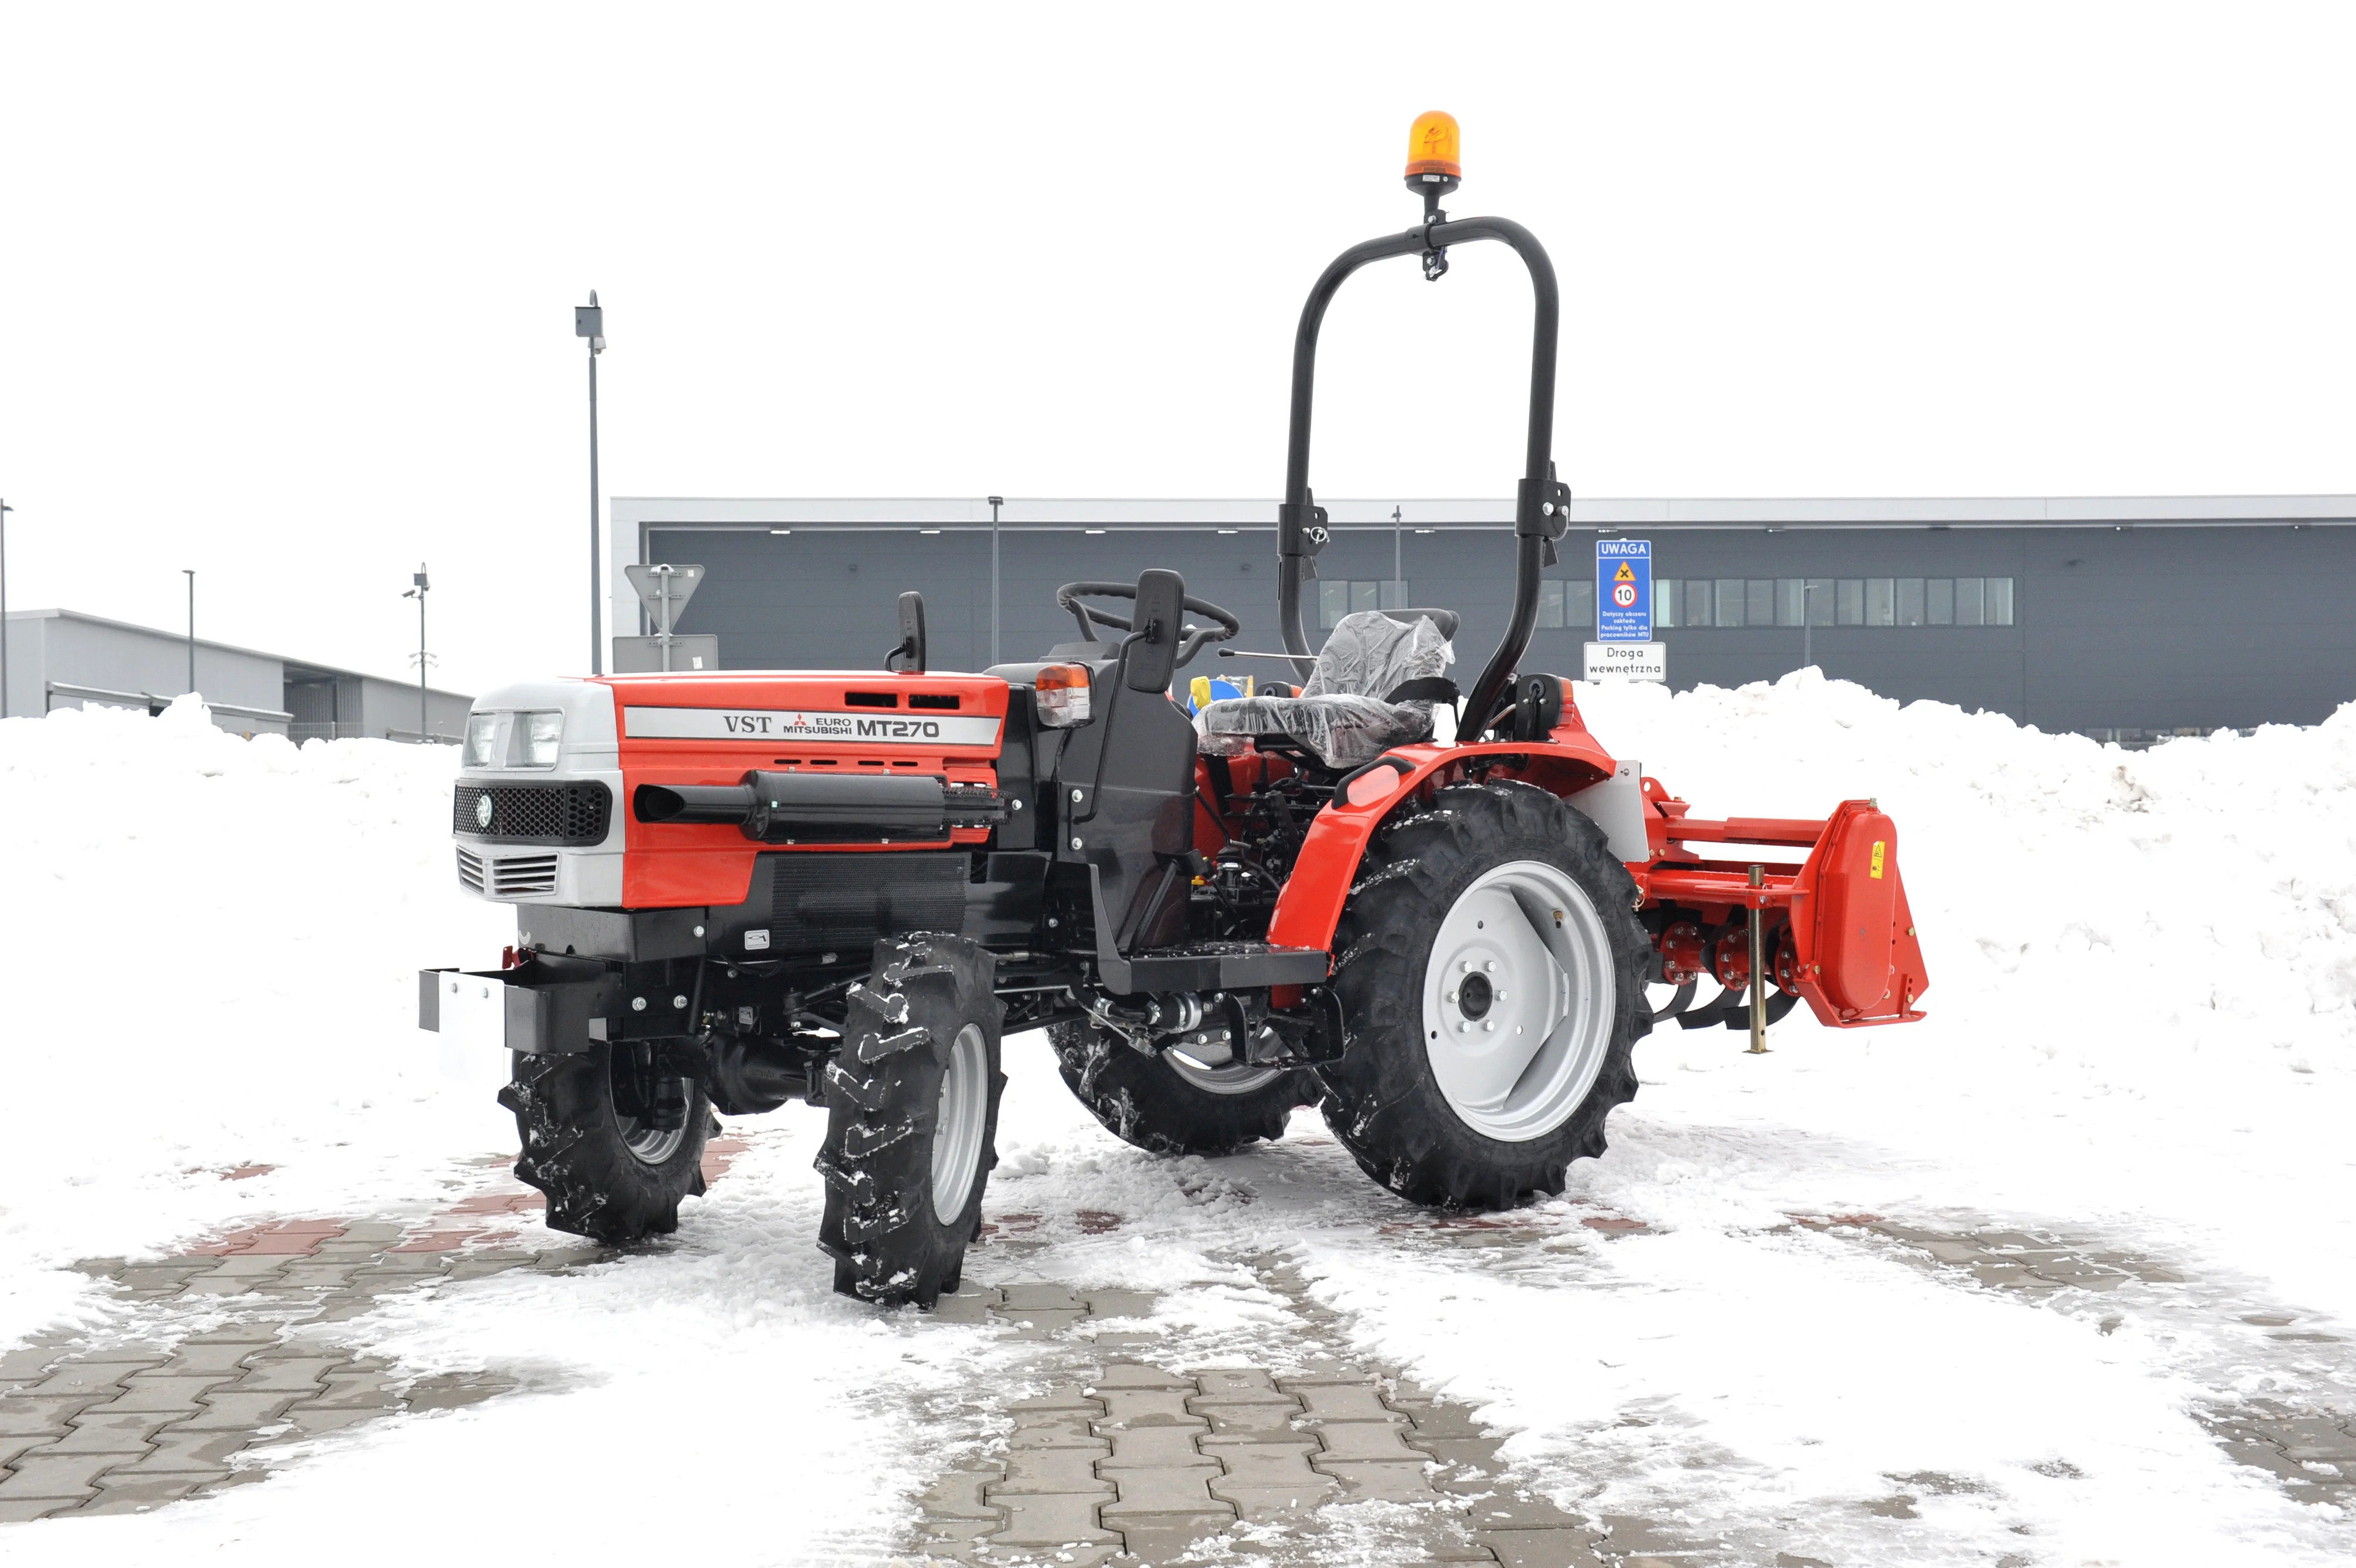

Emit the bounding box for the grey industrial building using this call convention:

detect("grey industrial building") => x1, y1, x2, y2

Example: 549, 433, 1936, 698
611, 495, 2356, 741
2, 607, 472, 741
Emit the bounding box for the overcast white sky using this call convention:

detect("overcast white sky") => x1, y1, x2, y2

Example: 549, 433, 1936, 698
2, 3, 2350, 692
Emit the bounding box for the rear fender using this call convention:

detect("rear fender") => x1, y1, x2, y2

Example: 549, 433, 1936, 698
1264, 733, 1617, 962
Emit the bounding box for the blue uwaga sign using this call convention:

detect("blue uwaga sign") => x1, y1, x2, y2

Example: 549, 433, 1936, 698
1595, 539, 1652, 642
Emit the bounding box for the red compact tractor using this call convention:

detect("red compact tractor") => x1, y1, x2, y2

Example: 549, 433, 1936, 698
422, 114, 1927, 1306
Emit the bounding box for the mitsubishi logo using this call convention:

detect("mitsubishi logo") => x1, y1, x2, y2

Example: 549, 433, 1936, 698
475, 795, 494, 829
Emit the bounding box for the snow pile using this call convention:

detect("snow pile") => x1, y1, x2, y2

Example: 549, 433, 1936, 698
0, 698, 510, 1341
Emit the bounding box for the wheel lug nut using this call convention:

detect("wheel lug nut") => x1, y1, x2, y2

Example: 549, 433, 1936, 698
1483, 1021, 1495, 1031
1484, 961, 1497, 973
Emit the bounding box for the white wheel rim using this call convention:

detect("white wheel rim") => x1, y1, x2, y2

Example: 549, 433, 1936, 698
931, 1023, 988, 1221
1421, 859, 1616, 1143
1161, 1052, 1286, 1097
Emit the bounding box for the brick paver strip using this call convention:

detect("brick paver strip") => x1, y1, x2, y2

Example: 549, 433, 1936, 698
1109, 1512, 1238, 1563
1287, 1381, 1402, 1422
105, 1427, 249, 1474
39, 1410, 167, 1454
993, 1446, 1112, 1495
1093, 1390, 1203, 1428
915, 1469, 1002, 1521
1009, 1411, 1102, 1449
1313, 1419, 1433, 1461
230, 1357, 340, 1394
1189, 1368, 1291, 1402
1191, 1401, 1303, 1439
989, 1491, 1120, 1546
1313, 1457, 1441, 1501
104, 1374, 241, 1414
1098, 1424, 1213, 1469
1196, 1439, 1322, 1484
1207, 1481, 1336, 1523
0, 1452, 119, 1500
0, 1395, 104, 1433
1099, 1463, 1231, 1518
1478, 1527, 1608, 1568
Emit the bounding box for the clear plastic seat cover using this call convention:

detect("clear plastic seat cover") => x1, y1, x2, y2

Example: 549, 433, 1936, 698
1198, 611, 1453, 769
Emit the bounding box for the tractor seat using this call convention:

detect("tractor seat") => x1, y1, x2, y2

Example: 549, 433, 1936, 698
1198, 610, 1455, 769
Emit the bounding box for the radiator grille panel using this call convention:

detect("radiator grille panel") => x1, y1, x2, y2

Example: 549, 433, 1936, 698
453, 782, 611, 845
490, 855, 560, 896
456, 845, 486, 892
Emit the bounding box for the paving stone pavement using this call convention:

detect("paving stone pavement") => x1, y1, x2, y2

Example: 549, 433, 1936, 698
899, 1256, 1712, 1568
1790, 1211, 2356, 1515
0, 1225, 585, 1521
0, 1142, 736, 1524
7, 1144, 2350, 1556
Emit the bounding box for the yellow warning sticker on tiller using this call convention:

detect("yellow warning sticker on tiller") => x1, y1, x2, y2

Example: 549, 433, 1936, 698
1869, 840, 1886, 879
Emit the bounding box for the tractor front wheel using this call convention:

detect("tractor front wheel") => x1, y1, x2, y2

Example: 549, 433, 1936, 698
816, 934, 1006, 1308
1050, 1022, 1316, 1157
1318, 779, 1650, 1209
503, 1041, 713, 1243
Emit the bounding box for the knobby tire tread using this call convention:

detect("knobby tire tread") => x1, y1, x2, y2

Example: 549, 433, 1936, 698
1316, 779, 1652, 1209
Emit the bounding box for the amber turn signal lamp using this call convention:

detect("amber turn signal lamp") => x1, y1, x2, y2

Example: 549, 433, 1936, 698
1405, 111, 1461, 181
1035, 663, 1093, 728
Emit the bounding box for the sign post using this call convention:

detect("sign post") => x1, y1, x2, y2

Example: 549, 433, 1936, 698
1585, 539, 1666, 683
623, 563, 707, 672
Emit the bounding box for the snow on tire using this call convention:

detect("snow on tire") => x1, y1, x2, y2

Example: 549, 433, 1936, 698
1318, 779, 1651, 1209
1048, 1020, 1317, 1157
503, 1042, 713, 1243
816, 933, 1005, 1308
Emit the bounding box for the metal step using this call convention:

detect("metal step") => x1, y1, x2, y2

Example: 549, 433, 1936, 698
1119, 941, 1330, 993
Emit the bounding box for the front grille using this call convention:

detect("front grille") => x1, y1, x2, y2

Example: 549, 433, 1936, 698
490, 855, 560, 896
456, 845, 486, 892
453, 781, 611, 845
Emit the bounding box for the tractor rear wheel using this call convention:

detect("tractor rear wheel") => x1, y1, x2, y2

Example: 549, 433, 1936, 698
1050, 1022, 1316, 1157
1318, 779, 1650, 1209
503, 1041, 713, 1243
816, 934, 1006, 1308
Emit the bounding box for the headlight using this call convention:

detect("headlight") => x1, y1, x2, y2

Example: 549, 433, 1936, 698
463, 713, 498, 768
522, 711, 564, 766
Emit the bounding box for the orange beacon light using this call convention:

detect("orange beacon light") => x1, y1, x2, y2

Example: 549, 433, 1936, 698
1405, 111, 1461, 182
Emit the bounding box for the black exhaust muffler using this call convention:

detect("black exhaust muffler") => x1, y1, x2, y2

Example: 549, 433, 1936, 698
635, 769, 996, 843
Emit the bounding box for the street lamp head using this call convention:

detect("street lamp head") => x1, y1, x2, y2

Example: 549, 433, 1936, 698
576, 290, 606, 354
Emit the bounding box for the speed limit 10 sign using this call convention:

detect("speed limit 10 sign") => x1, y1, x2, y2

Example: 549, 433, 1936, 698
1595, 539, 1652, 641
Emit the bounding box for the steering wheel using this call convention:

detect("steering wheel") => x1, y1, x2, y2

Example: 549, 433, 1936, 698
1054, 580, 1241, 669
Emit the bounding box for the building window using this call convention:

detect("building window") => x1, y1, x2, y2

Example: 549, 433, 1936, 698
1319, 579, 1409, 628
1535, 579, 1596, 630
1658, 572, 2016, 629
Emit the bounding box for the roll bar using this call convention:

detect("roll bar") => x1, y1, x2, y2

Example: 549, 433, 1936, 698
1275, 214, 1570, 737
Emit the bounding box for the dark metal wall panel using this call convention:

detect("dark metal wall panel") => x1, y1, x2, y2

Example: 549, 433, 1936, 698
649, 521, 2356, 734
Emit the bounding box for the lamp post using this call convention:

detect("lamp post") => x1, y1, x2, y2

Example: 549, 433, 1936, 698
988, 496, 1004, 665
183, 569, 196, 694
403, 565, 430, 740
1801, 578, 1815, 673
0, 498, 12, 719
576, 292, 606, 674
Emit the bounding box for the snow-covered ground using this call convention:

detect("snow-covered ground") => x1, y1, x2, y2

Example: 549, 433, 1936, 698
1, 682, 2350, 1564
